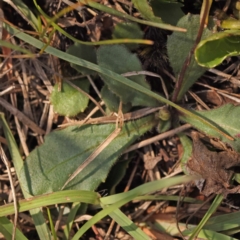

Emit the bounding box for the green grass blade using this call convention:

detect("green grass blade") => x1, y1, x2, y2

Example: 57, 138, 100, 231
0, 190, 99, 217
0, 40, 34, 55
3, 23, 233, 140
183, 194, 223, 239
33, 0, 153, 46
10, 0, 39, 31
63, 202, 81, 240
72, 175, 197, 239
109, 209, 151, 240
0, 217, 27, 240
78, 0, 186, 32
47, 208, 57, 240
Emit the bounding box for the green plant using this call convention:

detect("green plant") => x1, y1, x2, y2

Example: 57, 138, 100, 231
2, 0, 240, 239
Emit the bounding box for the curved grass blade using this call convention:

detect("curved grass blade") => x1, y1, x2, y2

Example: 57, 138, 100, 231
3, 22, 233, 141
183, 194, 223, 239
72, 175, 197, 239
33, 0, 153, 46
0, 190, 99, 217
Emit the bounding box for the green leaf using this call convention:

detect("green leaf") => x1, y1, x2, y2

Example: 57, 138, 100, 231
50, 80, 90, 117
132, 0, 162, 22
179, 104, 240, 151
150, 0, 184, 26
167, 14, 213, 101
101, 85, 131, 113
4, 22, 232, 139
66, 43, 97, 75
183, 195, 223, 240
195, 30, 240, 68
74, 175, 197, 239
0, 217, 27, 240
179, 133, 192, 175
205, 211, 240, 232
97, 45, 159, 107
109, 209, 151, 240
11, 0, 40, 31
112, 22, 144, 50
19, 115, 157, 195
0, 190, 99, 217
102, 156, 131, 195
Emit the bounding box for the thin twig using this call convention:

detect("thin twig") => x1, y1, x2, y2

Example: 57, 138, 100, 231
0, 145, 18, 240
171, 0, 210, 102
124, 124, 191, 153
61, 127, 121, 189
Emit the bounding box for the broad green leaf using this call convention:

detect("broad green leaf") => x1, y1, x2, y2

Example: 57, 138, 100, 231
102, 156, 131, 195
97, 45, 159, 107
101, 85, 131, 113
195, 30, 240, 68
50, 80, 90, 117
112, 22, 144, 50
19, 115, 157, 195
150, 0, 184, 26
66, 43, 97, 75
132, 0, 162, 22
167, 14, 213, 101
0, 217, 27, 240
180, 104, 240, 152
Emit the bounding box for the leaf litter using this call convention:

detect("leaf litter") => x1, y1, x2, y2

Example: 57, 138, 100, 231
2, 0, 240, 239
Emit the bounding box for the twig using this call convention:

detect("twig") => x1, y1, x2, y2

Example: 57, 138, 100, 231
124, 124, 191, 153
0, 145, 18, 240
171, 0, 210, 102
61, 127, 121, 189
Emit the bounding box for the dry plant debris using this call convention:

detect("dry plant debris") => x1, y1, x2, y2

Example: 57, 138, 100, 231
187, 132, 240, 197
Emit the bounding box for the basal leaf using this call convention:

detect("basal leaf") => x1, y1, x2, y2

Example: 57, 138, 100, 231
180, 104, 240, 152
195, 30, 240, 68
132, 0, 162, 23
167, 14, 213, 101
150, 0, 184, 26
50, 79, 90, 117
101, 85, 131, 113
66, 43, 97, 75
97, 45, 159, 107
19, 115, 157, 195
112, 22, 144, 50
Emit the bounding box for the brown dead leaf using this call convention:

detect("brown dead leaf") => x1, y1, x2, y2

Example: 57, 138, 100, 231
187, 132, 240, 196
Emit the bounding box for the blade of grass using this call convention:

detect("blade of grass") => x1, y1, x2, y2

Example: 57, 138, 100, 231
0, 217, 27, 240
6, 0, 39, 31
33, 0, 153, 47
47, 208, 57, 240
0, 40, 34, 55
72, 175, 197, 239
109, 209, 151, 240
0, 190, 99, 217
77, 0, 186, 32
3, 22, 233, 141
63, 202, 81, 240
183, 194, 224, 239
